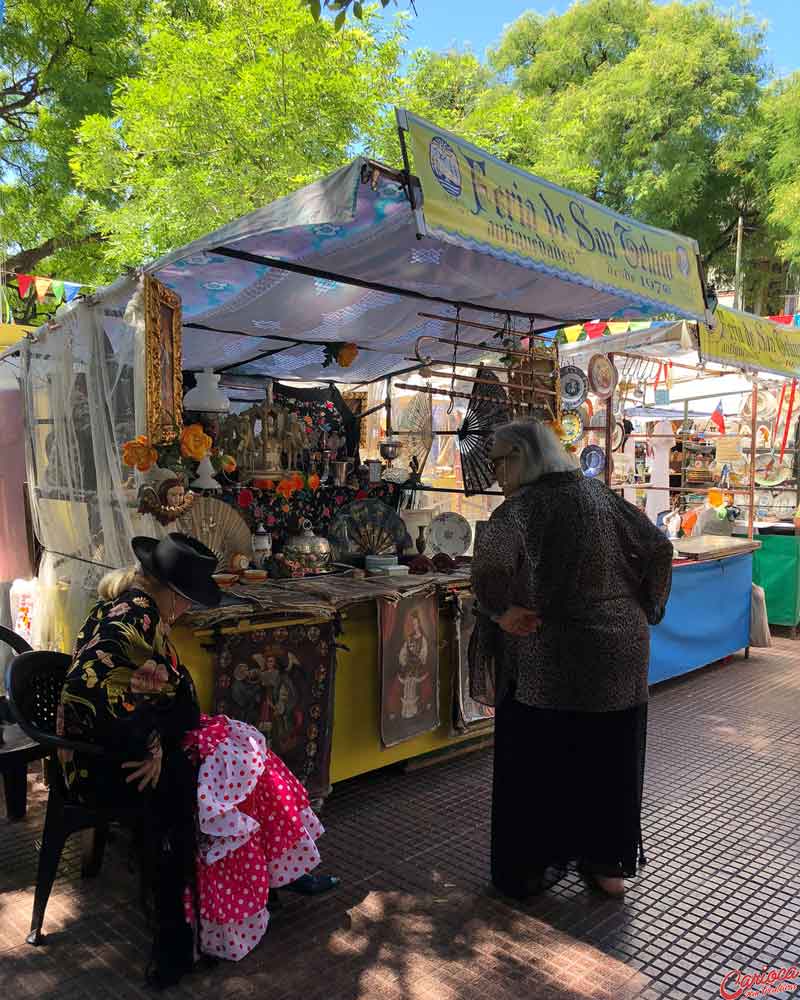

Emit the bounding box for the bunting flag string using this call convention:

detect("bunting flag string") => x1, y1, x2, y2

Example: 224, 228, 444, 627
12, 273, 85, 304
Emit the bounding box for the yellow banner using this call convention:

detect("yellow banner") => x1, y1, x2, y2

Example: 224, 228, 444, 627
699, 307, 800, 377
0, 323, 34, 347
400, 110, 707, 321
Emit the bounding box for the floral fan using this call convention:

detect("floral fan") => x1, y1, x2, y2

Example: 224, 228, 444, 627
384, 391, 434, 484
329, 499, 411, 556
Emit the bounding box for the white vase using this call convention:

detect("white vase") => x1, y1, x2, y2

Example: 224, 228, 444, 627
191, 455, 221, 491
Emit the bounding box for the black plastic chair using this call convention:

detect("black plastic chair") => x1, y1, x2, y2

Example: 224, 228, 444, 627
0, 625, 45, 820
5, 649, 153, 945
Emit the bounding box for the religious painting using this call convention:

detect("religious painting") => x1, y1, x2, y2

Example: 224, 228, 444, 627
144, 274, 183, 444
450, 592, 494, 735
379, 593, 439, 748
213, 619, 337, 801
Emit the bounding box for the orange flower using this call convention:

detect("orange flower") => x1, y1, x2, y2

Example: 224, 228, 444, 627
291, 472, 305, 491
180, 424, 212, 461
336, 342, 359, 368
221, 454, 237, 474
276, 478, 294, 500
307, 473, 321, 492
122, 435, 158, 472
254, 478, 275, 491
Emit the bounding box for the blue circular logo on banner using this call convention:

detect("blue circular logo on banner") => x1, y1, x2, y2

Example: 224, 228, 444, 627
429, 136, 461, 197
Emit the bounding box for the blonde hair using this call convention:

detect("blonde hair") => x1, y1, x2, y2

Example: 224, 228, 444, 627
98, 564, 151, 601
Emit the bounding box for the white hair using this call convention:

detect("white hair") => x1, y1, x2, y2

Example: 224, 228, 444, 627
493, 420, 577, 485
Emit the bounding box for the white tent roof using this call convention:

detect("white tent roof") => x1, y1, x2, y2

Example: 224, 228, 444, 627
143, 158, 701, 384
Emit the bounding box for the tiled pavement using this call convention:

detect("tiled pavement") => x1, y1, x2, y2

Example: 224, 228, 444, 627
2, 640, 800, 999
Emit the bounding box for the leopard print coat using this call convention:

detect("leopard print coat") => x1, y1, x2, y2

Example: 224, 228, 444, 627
471, 471, 674, 712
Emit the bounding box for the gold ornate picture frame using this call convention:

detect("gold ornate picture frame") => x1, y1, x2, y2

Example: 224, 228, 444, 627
144, 275, 183, 443
342, 391, 368, 449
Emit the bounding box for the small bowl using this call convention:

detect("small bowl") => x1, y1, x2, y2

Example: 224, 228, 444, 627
212, 573, 238, 589
241, 569, 268, 583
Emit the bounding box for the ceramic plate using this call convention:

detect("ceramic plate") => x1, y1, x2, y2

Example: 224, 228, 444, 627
560, 410, 585, 446
580, 444, 606, 478
559, 365, 589, 411
588, 355, 619, 399
754, 456, 792, 487
429, 512, 473, 558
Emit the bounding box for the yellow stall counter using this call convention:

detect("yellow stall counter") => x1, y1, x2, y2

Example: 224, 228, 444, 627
172, 597, 485, 786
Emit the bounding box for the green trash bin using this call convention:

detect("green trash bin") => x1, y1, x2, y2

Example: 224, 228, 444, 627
752, 534, 800, 628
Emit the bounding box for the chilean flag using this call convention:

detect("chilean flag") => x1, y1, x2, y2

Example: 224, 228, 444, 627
710, 401, 726, 434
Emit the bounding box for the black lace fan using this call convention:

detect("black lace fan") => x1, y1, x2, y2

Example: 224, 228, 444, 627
457, 369, 511, 496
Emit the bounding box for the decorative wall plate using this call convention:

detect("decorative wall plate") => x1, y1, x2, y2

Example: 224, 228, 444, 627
560, 410, 585, 446
559, 365, 589, 410
588, 355, 619, 399
580, 444, 606, 478
429, 512, 473, 558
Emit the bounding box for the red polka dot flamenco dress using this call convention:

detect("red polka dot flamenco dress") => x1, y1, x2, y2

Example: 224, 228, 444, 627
183, 715, 323, 961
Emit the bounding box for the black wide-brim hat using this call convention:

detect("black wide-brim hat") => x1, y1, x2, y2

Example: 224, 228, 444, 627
131, 533, 222, 608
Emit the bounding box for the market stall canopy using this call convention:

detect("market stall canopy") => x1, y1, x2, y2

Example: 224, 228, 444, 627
145, 112, 708, 384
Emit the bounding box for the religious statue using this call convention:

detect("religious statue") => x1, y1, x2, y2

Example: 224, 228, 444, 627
138, 476, 194, 526
259, 400, 285, 474
283, 413, 308, 471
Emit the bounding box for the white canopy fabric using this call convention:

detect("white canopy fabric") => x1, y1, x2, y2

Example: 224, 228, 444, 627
145, 158, 697, 384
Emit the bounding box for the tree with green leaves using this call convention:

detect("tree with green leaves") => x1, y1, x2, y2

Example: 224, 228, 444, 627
767, 73, 800, 268
69, 0, 404, 274
375, 0, 784, 310
0, 0, 217, 320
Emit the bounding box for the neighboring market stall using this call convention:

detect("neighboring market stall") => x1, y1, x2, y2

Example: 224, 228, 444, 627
7, 111, 712, 795
561, 306, 800, 652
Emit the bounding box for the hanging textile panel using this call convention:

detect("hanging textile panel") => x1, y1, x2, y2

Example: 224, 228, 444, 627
213, 620, 337, 800
378, 593, 439, 748
449, 592, 495, 735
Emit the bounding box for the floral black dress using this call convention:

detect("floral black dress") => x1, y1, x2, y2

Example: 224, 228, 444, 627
59, 589, 200, 987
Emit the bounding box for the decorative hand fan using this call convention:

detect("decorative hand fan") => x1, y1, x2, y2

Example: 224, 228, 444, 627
176, 496, 252, 570
329, 499, 411, 555
384, 391, 434, 484
456, 368, 511, 496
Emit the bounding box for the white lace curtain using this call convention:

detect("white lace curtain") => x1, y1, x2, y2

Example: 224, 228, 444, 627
20, 278, 148, 651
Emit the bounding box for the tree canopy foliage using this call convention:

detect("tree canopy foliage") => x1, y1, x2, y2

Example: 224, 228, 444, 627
2, 0, 799, 317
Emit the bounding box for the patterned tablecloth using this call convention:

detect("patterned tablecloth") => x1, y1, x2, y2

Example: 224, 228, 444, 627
187, 571, 472, 628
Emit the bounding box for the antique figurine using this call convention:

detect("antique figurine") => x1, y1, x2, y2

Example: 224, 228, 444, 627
138, 476, 194, 525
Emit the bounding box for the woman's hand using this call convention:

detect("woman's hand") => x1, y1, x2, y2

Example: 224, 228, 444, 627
122, 735, 163, 791
496, 605, 541, 637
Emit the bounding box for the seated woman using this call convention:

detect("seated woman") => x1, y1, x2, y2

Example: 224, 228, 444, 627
57, 533, 337, 989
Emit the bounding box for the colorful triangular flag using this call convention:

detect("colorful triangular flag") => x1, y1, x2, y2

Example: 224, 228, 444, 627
16, 274, 34, 299
584, 321, 608, 340
50, 280, 65, 304
562, 324, 583, 343
34, 277, 53, 303
63, 282, 82, 303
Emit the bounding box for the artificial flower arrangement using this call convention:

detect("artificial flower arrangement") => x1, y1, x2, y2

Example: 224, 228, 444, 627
121, 425, 238, 523
121, 424, 236, 479
321, 342, 359, 369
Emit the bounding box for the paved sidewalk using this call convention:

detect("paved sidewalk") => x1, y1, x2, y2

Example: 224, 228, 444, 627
2, 640, 800, 1000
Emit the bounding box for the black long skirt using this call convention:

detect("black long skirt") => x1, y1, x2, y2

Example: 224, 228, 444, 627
491, 691, 647, 899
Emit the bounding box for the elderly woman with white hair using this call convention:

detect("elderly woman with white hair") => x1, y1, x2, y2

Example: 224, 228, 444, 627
470, 420, 673, 900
